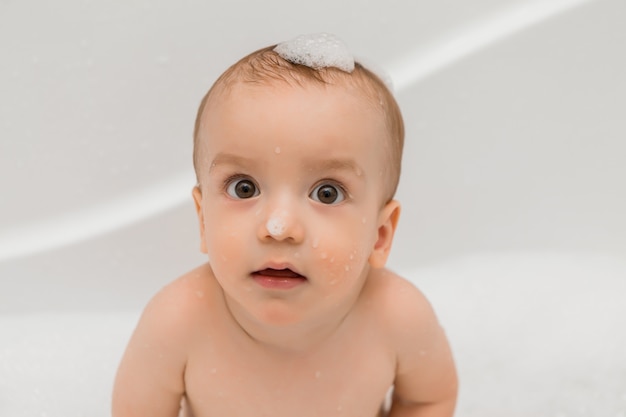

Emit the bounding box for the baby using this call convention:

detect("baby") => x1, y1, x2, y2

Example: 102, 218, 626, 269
112, 34, 457, 417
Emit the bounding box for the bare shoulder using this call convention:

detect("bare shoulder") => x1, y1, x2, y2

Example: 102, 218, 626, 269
141, 263, 220, 338
362, 268, 458, 411
113, 264, 220, 416
361, 268, 440, 334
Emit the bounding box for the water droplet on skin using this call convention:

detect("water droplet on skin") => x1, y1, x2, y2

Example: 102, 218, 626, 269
344, 265, 350, 271
349, 254, 354, 260
274, 146, 281, 154
195, 290, 204, 298
330, 257, 335, 263
312, 238, 319, 248
361, 217, 367, 224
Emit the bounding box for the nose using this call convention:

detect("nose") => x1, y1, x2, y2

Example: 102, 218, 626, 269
257, 206, 305, 244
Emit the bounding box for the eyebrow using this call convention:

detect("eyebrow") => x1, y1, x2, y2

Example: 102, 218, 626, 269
209, 152, 363, 176
209, 153, 258, 173
307, 158, 363, 176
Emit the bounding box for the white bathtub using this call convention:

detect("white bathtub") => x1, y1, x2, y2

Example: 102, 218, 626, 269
1, 0, 625, 416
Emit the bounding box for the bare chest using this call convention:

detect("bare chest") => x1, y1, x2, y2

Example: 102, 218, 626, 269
183, 338, 394, 417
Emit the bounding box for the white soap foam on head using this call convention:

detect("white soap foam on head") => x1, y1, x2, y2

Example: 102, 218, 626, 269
274, 33, 395, 94
274, 33, 355, 73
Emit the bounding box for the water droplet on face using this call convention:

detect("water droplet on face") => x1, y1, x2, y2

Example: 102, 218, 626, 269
349, 254, 354, 260
274, 146, 281, 154
344, 265, 350, 271
195, 290, 204, 298
312, 237, 319, 248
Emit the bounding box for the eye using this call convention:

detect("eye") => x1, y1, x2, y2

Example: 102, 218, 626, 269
226, 177, 259, 199
310, 183, 345, 205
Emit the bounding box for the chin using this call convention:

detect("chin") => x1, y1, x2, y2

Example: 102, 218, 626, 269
253, 301, 309, 327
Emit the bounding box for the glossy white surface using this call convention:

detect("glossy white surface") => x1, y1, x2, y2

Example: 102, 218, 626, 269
1, 0, 625, 415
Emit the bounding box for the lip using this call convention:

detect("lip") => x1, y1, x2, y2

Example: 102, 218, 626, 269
251, 263, 307, 290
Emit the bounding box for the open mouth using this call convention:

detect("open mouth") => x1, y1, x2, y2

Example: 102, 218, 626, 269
251, 268, 307, 289
253, 268, 305, 278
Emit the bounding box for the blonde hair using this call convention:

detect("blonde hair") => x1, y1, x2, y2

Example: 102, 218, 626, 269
193, 45, 404, 202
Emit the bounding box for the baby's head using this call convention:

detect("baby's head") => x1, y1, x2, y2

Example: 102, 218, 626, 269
193, 35, 404, 204
192, 35, 406, 326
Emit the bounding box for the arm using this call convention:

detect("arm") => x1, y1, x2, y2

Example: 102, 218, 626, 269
112, 285, 189, 417
386, 282, 458, 417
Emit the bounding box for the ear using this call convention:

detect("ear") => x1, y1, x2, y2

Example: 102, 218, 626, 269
192, 186, 208, 254
368, 199, 401, 268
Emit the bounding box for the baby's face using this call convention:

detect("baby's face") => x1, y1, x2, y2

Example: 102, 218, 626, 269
194, 81, 395, 328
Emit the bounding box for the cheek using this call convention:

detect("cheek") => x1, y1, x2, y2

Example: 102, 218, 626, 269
310, 220, 376, 284
203, 206, 250, 264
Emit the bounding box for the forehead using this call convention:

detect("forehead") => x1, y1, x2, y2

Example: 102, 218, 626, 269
200, 81, 388, 159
